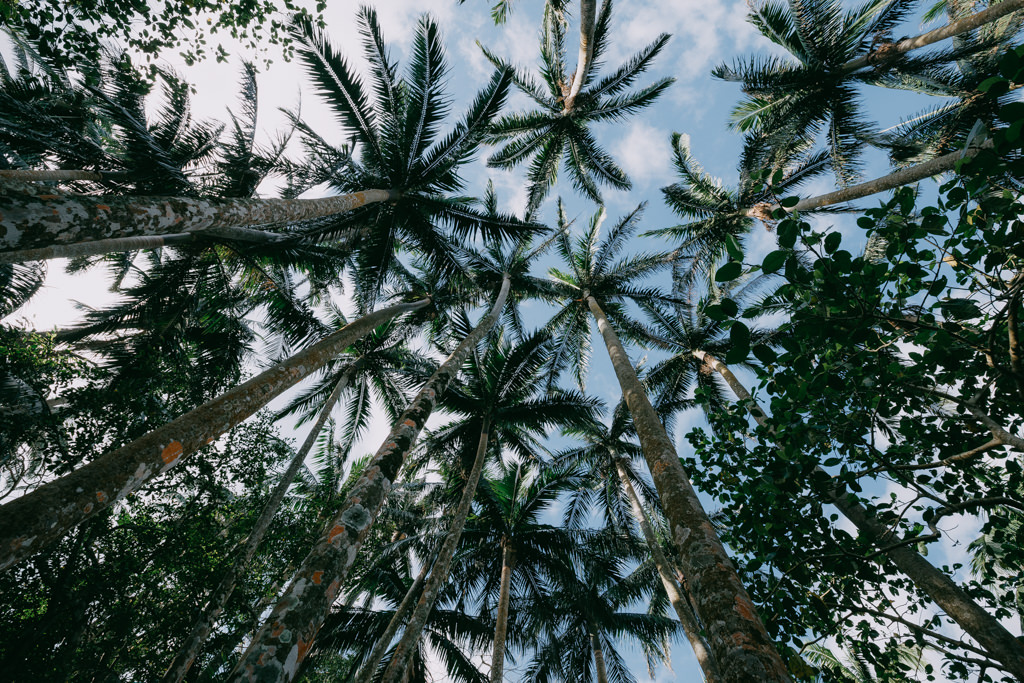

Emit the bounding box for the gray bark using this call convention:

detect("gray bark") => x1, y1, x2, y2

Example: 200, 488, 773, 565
0, 233, 196, 263
0, 170, 104, 181
587, 619, 609, 683
228, 276, 512, 683
563, 0, 597, 112
0, 298, 428, 571
490, 541, 515, 683
693, 349, 1024, 681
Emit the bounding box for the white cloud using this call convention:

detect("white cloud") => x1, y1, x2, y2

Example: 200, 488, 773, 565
613, 121, 672, 188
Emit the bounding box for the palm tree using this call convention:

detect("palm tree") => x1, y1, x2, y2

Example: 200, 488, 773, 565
558, 400, 720, 682
544, 203, 791, 681
373, 330, 601, 683
482, 0, 672, 215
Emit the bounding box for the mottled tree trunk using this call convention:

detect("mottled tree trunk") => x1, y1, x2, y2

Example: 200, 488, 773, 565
586, 295, 791, 683
0, 233, 196, 263
694, 349, 1024, 681
162, 366, 358, 683
563, 0, 597, 111
490, 541, 515, 683
227, 276, 511, 683
842, 0, 1024, 72
380, 416, 492, 683
614, 458, 719, 683
587, 618, 609, 683
0, 299, 428, 571
0, 169, 105, 181
0, 185, 394, 253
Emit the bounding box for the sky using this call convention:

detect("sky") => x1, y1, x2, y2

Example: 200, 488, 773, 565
3, 0, 1012, 680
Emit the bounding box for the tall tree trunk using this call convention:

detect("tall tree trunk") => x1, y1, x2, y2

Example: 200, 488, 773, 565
0, 185, 395, 254
563, 0, 597, 111
228, 275, 512, 683
693, 349, 1024, 681
490, 540, 515, 683
352, 550, 438, 683
379, 416, 493, 683
162, 364, 359, 683
842, 0, 1024, 73
613, 458, 720, 683
743, 141, 992, 219
585, 295, 791, 683
0, 298, 428, 571
586, 618, 610, 683
0, 169, 105, 181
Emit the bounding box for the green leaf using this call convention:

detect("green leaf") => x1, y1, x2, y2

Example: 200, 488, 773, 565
780, 195, 800, 209
727, 322, 750, 363
752, 344, 776, 364
824, 232, 841, 254
979, 76, 1009, 96
715, 261, 743, 282
762, 250, 788, 274
725, 235, 744, 261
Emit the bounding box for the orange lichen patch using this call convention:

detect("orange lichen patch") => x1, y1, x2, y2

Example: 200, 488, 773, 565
311, 571, 323, 585
37, 194, 59, 200
271, 622, 285, 638
161, 440, 183, 465
296, 635, 314, 663
95, 204, 110, 212
326, 579, 342, 603
401, 419, 416, 428
327, 524, 346, 545
734, 595, 758, 622
83, 503, 94, 514
652, 461, 668, 476
96, 491, 107, 503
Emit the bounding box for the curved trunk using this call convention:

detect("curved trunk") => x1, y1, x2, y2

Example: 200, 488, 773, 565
490, 540, 515, 683
379, 416, 493, 683
613, 458, 719, 683
586, 295, 791, 683
587, 618, 609, 683
0, 186, 394, 254
693, 349, 1024, 681
744, 142, 991, 219
563, 0, 597, 111
842, 0, 1024, 73
0, 298, 428, 571
352, 551, 438, 683
228, 275, 512, 683
162, 365, 358, 683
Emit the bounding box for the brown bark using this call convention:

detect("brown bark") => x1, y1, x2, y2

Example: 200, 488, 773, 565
694, 349, 1024, 681
587, 618, 610, 683
842, 0, 1024, 73
161, 365, 358, 683
0, 187, 394, 253
380, 416, 492, 683
227, 276, 511, 683
490, 540, 515, 683
586, 295, 791, 683
563, 0, 597, 112
614, 458, 720, 682
0, 298, 428, 571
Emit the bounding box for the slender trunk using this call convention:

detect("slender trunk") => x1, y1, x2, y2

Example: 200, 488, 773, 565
379, 416, 493, 683
490, 540, 515, 683
228, 276, 511, 683
352, 552, 438, 683
0, 187, 394, 253
744, 141, 991, 219
0, 233, 196, 263
842, 0, 1024, 73
0, 169, 105, 181
0, 298, 428, 571
614, 458, 720, 683
563, 0, 597, 111
587, 618, 609, 683
585, 295, 791, 683
162, 365, 359, 683
693, 349, 1024, 681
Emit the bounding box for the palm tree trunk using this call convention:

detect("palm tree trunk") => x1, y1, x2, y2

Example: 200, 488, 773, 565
692, 349, 1024, 681
490, 539, 515, 683
743, 141, 991, 219
0, 169, 105, 181
585, 295, 791, 683
379, 416, 493, 683
586, 618, 610, 683
842, 0, 1024, 73
613, 458, 720, 683
563, 0, 597, 111
0, 186, 395, 254
352, 550, 438, 683
0, 298, 428, 572
228, 275, 512, 683
162, 364, 359, 683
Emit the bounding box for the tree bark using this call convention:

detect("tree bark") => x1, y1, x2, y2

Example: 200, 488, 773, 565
228, 275, 512, 683
490, 540, 515, 683
0, 186, 394, 253
0, 233, 196, 263
614, 458, 720, 683
586, 295, 791, 683
842, 0, 1024, 73
0, 298, 428, 571
563, 0, 597, 112
0, 169, 105, 181
693, 349, 1024, 681
161, 365, 359, 683
587, 618, 610, 683
379, 416, 493, 683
